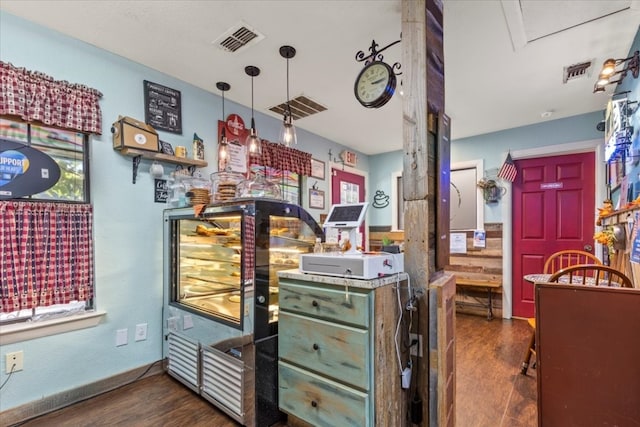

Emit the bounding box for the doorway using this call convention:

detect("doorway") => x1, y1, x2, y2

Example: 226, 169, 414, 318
500, 140, 604, 319
331, 167, 367, 249
511, 152, 596, 318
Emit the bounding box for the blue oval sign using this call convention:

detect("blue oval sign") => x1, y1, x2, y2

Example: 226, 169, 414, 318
0, 139, 61, 199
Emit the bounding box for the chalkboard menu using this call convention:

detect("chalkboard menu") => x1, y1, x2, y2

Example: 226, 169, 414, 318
144, 80, 182, 134
155, 179, 168, 203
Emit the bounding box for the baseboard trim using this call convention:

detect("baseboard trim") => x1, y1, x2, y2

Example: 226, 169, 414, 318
1, 360, 166, 426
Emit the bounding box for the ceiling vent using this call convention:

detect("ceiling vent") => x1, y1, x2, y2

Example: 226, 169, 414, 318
563, 60, 593, 83
268, 95, 328, 120
213, 22, 265, 53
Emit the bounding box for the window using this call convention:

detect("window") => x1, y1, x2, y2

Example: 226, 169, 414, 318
450, 160, 484, 231
0, 117, 90, 202
0, 117, 94, 327
392, 171, 403, 230
391, 160, 484, 232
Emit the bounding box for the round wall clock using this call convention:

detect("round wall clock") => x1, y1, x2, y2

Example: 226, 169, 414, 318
354, 61, 396, 108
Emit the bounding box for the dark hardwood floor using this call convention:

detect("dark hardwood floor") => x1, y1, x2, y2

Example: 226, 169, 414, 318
455, 313, 537, 427
10, 313, 536, 427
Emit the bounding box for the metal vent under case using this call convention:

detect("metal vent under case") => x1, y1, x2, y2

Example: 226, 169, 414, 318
167, 333, 200, 391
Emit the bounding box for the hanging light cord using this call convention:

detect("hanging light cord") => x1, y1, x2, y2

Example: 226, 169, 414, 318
251, 75, 255, 121
286, 56, 291, 119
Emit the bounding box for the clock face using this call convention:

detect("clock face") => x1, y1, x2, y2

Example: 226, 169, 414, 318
354, 61, 396, 108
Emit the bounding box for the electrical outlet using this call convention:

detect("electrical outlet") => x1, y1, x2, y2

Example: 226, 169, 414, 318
135, 323, 148, 341
410, 333, 423, 358
167, 316, 179, 332
5, 351, 23, 373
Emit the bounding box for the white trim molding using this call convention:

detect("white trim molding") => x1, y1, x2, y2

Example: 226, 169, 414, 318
0, 310, 107, 345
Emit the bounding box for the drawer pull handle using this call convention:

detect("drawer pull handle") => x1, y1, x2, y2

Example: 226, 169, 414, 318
312, 343, 319, 350
311, 400, 318, 408
312, 300, 318, 307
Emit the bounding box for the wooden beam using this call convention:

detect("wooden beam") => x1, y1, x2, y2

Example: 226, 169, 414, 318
402, 0, 452, 426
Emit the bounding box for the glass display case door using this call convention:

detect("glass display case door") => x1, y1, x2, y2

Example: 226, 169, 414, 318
170, 210, 246, 329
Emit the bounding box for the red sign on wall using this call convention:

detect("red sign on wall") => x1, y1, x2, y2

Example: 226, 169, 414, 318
218, 117, 249, 175
225, 114, 245, 136
340, 150, 358, 167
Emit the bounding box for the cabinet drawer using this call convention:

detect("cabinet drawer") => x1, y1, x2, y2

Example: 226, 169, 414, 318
279, 361, 370, 427
279, 280, 371, 327
279, 311, 370, 390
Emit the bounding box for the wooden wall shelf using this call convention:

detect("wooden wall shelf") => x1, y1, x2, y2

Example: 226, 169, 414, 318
120, 147, 207, 168
118, 147, 208, 184
600, 205, 640, 226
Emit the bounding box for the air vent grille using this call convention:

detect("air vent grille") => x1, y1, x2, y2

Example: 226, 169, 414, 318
563, 61, 592, 83
213, 22, 265, 53
167, 333, 200, 391
268, 95, 328, 120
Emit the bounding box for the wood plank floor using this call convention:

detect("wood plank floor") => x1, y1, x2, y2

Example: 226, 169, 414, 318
11, 313, 536, 427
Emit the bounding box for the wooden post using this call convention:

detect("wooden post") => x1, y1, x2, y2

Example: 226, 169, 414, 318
402, 1, 455, 426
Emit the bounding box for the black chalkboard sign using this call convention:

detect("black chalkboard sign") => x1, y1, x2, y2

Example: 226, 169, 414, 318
154, 179, 168, 203
144, 80, 182, 134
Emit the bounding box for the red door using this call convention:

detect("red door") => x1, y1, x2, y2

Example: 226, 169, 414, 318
512, 152, 595, 318
331, 168, 366, 249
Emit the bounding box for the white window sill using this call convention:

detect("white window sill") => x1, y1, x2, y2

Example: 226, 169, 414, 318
0, 310, 106, 345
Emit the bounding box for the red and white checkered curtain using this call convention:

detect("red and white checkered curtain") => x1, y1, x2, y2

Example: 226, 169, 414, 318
250, 140, 312, 176
0, 61, 103, 135
0, 201, 94, 313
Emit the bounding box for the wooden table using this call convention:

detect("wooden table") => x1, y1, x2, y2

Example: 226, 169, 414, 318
523, 273, 623, 287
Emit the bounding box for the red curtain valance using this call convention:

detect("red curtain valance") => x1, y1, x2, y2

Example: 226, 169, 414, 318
0, 61, 103, 135
250, 140, 312, 176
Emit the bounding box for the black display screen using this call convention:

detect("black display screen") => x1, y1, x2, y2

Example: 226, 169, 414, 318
327, 205, 364, 222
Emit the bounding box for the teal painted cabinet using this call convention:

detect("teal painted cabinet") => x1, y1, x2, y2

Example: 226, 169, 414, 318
277, 272, 409, 426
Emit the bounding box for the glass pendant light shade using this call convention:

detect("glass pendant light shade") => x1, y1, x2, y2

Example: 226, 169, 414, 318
219, 128, 229, 160
245, 66, 261, 155
246, 121, 260, 154
216, 81, 231, 167
279, 110, 297, 147
279, 45, 297, 146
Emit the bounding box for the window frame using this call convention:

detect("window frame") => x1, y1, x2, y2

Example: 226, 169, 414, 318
450, 159, 484, 231
0, 117, 94, 328
0, 116, 91, 203
391, 159, 485, 232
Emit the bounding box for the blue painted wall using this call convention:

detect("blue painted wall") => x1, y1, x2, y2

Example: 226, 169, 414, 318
370, 111, 604, 225
0, 12, 366, 411
611, 26, 640, 205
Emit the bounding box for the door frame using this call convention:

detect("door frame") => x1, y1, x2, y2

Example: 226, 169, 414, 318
501, 138, 605, 319
329, 162, 370, 250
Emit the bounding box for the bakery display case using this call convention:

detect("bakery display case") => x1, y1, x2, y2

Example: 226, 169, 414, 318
162, 199, 323, 427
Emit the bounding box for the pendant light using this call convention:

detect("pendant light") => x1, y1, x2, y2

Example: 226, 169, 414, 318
279, 45, 297, 147
245, 65, 261, 154
216, 81, 230, 163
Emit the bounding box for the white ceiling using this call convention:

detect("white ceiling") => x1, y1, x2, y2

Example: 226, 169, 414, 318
1, 1, 639, 155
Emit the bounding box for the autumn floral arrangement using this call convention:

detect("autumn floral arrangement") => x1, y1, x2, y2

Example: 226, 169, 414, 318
594, 226, 616, 254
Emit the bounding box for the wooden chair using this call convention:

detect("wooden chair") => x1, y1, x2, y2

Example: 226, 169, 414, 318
520, 250, 603, 375
548, 264, 633, 288
543, 250, 602, 274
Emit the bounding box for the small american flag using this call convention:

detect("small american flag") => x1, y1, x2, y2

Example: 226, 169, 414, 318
497, 152, 517, 182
